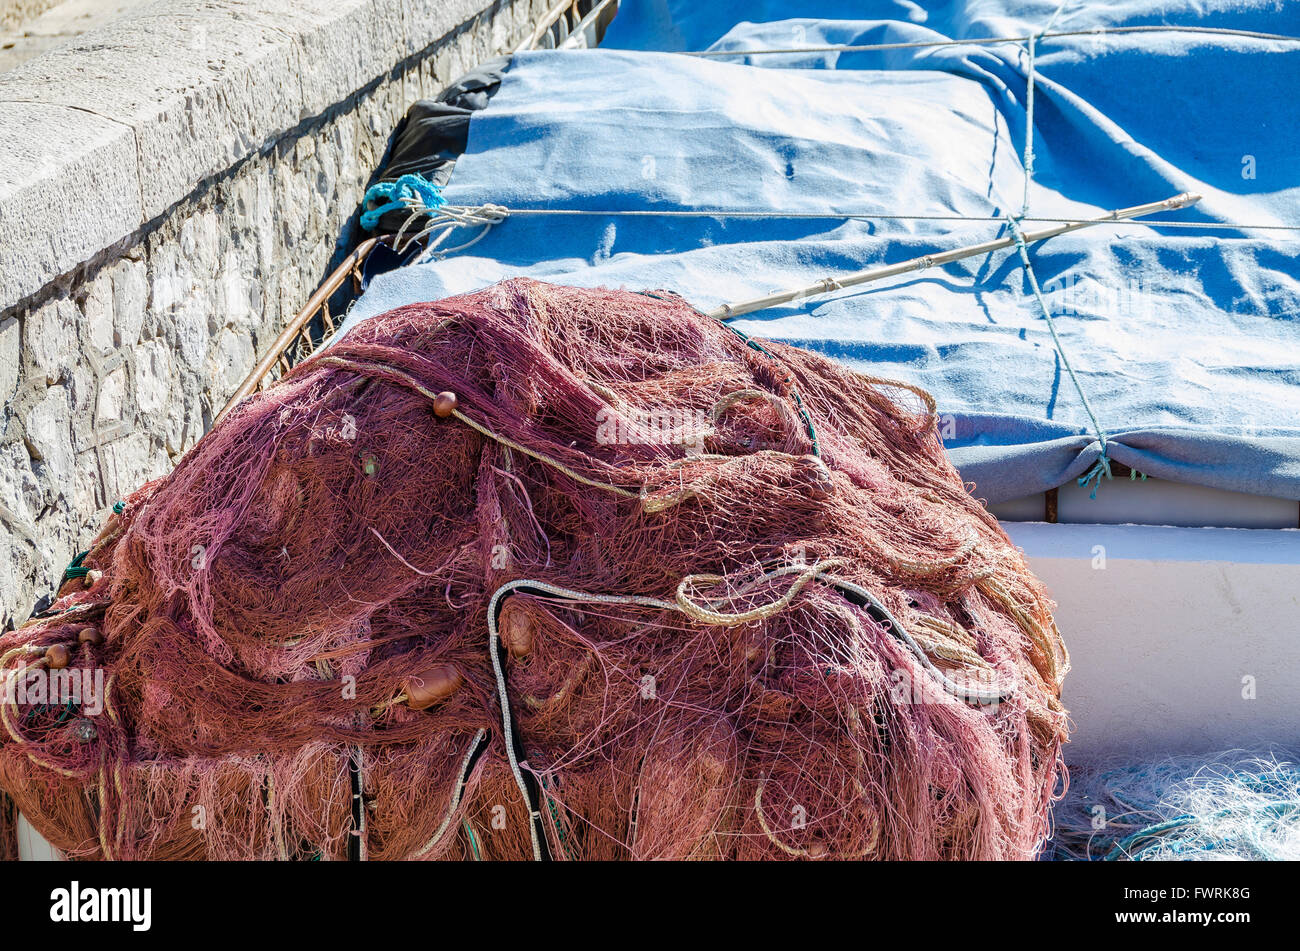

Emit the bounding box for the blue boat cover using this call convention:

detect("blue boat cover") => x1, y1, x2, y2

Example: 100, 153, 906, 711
339, 0, 1300, 504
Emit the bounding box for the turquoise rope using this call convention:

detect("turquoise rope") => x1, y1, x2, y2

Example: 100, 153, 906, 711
462, 820, 481, 860
360, 174, 445, 231
1005, 217, 1112, 498
1020, 2, 1070, 218
62, 550, 90, 582
1014, 4, 1116, 497
62, 503, 122, 583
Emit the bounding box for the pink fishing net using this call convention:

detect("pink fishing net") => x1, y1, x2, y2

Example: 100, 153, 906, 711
0, 278, 1068, 860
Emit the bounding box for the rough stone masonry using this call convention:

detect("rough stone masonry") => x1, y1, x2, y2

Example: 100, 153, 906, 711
0, 0, 551, 630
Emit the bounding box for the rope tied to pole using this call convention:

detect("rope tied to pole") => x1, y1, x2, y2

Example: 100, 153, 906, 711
1005, 215, 1113, 497
1009, 5, 1117, 498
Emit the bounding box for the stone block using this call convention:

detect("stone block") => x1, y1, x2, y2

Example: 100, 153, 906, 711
0, 102, 142, 309
111, 257, 148, 347
23, 383, 73, 486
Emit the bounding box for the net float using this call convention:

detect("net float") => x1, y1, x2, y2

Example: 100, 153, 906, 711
71, 719, 98, 744
695, 722, 735, 785
77, 625, 104, 645
498, 602, 534, 658
792, 455, 834, 500
735, 629, 765, 664
434, 391, 458, 418
404, 664, 464, 710
45, 644, 71, 670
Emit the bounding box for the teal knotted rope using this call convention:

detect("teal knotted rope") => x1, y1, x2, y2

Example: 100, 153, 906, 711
62, 550, 90, 582
1012, 4, 1115, 497
360, 174, 446, 231
1005, 216, 1113, 498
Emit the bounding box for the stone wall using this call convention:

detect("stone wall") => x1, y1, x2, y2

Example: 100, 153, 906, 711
0, 0, 57, 32
0, 1, 156, 73
0, 0, 551, 630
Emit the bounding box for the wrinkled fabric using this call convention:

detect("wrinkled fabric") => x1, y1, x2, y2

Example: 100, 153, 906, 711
339, 0, 1300, 503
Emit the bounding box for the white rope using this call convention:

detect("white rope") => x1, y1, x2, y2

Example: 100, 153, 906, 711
483, 565, 1020, 860
470, 207, 1300, 233
350, 746, 368, 861
681, 25, 1300, 58
409, 728, 488, 859
389, 198, 510, 257
486, 580, 680, 861
1021, 3, 1071, 219
486, 568, 1010, 795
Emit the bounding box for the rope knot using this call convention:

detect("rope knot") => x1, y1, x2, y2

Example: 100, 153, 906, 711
360, 173, 446, 230
1077, 453, 1113, 499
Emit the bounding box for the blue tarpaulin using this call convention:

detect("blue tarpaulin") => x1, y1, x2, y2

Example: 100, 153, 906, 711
338, 0, 1300, 503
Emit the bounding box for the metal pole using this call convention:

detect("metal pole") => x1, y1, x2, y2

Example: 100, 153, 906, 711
214, 237, 382, 425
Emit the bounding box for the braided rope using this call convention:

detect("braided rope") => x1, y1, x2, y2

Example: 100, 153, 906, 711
409, 728, 488, 859
313, 356, 642, 500
484, 563, 1015, 861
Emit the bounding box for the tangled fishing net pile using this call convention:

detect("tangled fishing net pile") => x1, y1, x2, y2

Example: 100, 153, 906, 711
0, 279, 1068, 860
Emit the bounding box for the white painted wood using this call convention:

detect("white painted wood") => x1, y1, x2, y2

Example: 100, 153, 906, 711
17, 811, 62, 861
1005, 521, 1300, 758
989, 478, 1298, 529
